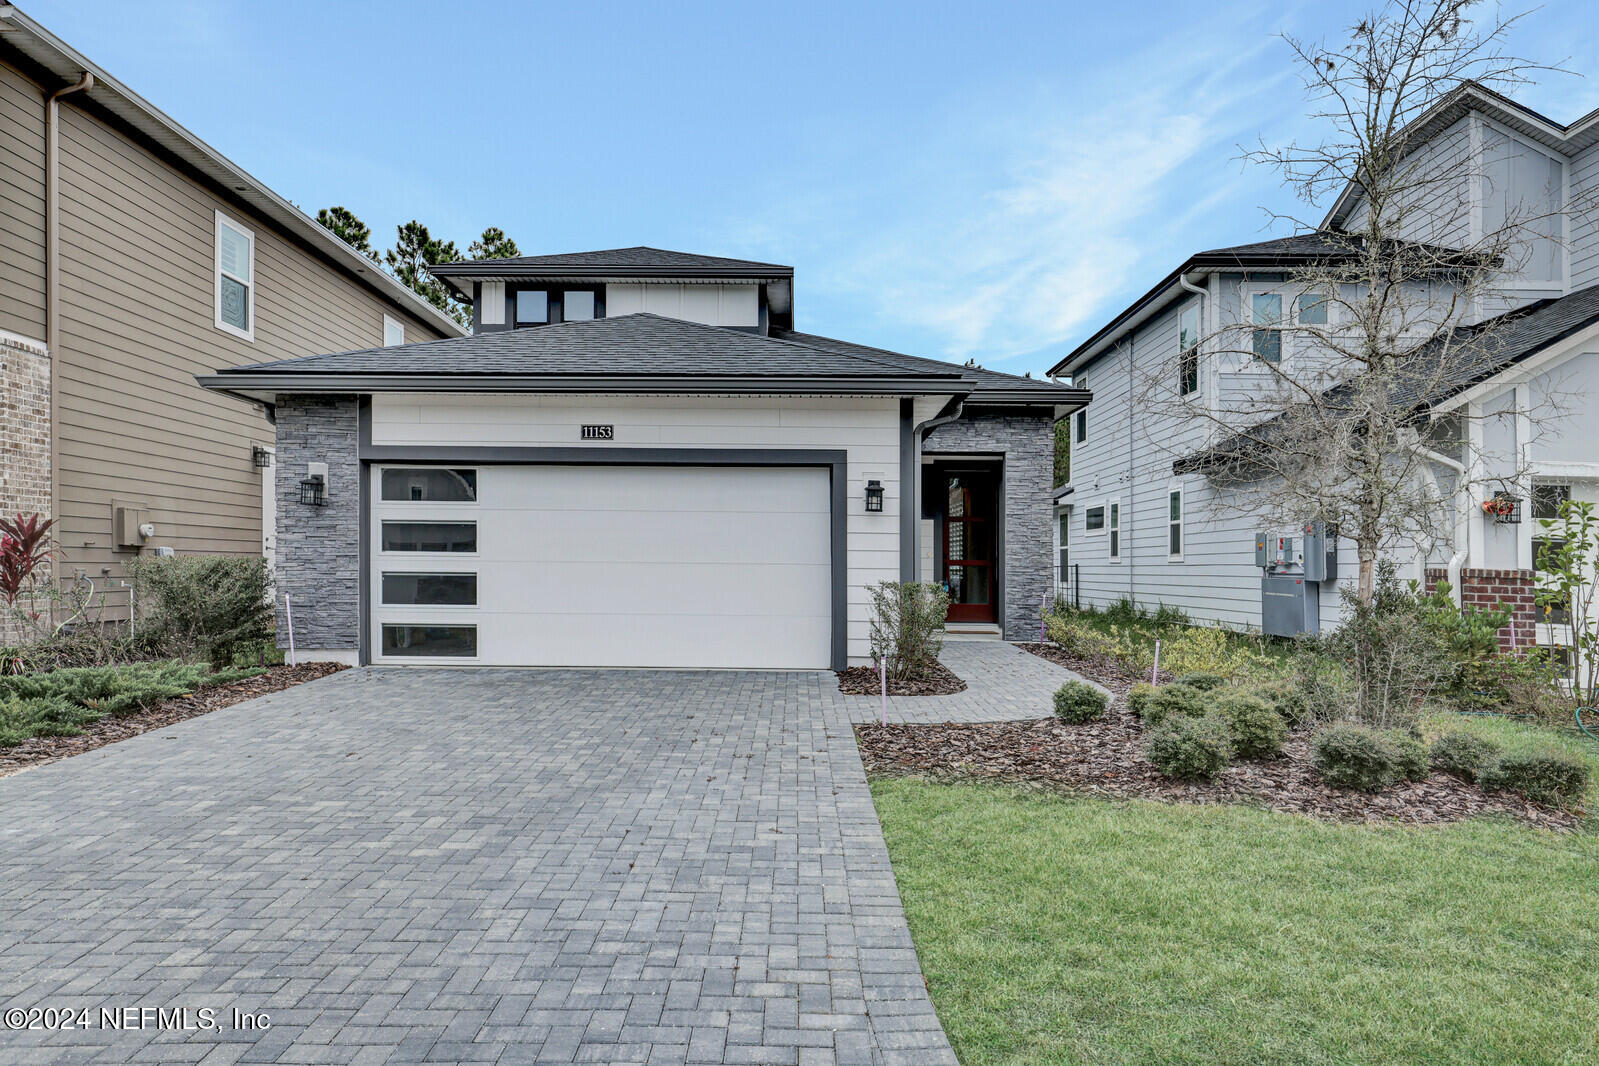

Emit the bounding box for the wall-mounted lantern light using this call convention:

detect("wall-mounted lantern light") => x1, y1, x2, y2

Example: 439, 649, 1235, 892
299, 462, 328, 507
252, 445, 272, 469
864, 479, 885, 513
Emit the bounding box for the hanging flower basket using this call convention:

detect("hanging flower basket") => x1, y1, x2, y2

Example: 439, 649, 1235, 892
1481, 492, 1521, 524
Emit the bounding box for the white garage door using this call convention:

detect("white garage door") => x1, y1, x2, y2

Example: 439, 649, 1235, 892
370, 464, 832, 668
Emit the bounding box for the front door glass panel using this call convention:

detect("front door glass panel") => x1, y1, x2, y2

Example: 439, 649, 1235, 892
940, 472, 997, 622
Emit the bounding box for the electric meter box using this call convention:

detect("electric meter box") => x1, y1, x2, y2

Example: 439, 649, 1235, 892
1300, 521, 1337, 582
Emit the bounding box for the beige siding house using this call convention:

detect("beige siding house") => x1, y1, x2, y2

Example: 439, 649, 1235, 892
0, 4, 462, 631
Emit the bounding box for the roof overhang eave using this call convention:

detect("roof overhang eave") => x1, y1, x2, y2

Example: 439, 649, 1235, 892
197, 372, 977, 403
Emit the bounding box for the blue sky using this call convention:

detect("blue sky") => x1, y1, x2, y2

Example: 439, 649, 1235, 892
25, 0, 1599, 374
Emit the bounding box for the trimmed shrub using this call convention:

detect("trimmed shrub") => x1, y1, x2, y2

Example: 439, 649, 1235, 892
1311, 723, 1401, 792
1478, 751, 1591, 808
1138, 684, 1208, 727
1386, 733, 1432, 783
0, 661, 207, 715
1173, 671, 1228, 692
128, 555, 272, 668
1246, 679, 1312, 726
1127, 683, 1156, 718
1053, 680, 1110, 723
1215, 692, 1287, 760
1145, 713, 1233, 780
1429, 731, 1501, 782
866, 581, 950, 681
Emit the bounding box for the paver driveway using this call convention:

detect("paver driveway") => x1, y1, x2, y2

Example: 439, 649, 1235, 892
0, 644, 1069, 1065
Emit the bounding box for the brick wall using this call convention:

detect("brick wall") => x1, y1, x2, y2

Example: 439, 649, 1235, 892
924, 410, 1054, 641
0, 333, 51, 646
1424, 566, 1536, 650
274, 395, 360, 653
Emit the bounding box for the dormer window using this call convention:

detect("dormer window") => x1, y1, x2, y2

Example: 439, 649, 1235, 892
564, 290, 596, 321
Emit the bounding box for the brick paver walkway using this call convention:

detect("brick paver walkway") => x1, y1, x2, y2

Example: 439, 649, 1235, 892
0, 642, 1079, 1064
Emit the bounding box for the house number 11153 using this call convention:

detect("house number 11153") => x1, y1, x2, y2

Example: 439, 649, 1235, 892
580, 424, 614, 440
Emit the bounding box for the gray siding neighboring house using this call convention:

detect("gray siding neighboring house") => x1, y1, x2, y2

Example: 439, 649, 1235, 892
0, 4, 461, 636
1051, 85, 1599, 659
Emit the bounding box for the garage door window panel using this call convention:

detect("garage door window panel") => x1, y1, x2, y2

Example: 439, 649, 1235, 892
381, 468, 478, 503
381, 521, 478, 553
381, 624, 477, 657
381, 572, 478, 606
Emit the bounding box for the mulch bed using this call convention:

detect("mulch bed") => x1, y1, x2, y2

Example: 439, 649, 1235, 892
837, 660, 967, 696
856, 643, 1584, 831
0, 661, 347, 779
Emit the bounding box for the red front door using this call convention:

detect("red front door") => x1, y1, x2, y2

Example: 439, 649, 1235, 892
941, 471, 997, 623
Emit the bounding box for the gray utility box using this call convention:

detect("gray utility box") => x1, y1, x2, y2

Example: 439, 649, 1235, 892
1262, 575, 1320, 637
1256, 521, 1338, 637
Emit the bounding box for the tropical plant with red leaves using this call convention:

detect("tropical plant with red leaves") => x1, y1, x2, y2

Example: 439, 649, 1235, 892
0, 513, 55, 609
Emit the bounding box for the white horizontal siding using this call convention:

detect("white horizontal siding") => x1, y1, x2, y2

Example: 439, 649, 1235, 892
371, 393, 902, 662
1572, 141, 1599, 290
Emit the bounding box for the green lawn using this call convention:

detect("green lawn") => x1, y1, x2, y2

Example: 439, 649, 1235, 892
872, 778, 1599, 1066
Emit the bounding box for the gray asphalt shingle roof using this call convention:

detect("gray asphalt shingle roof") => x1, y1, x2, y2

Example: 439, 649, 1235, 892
209, 312, 965, 381
430, 246, 792, 278
772, 329, 1082, 404
1176, 283, 1599, 473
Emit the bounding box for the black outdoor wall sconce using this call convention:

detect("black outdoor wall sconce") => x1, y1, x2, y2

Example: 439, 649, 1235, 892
251, 445, 272, 469
299, 462, 328, 506
864, 479, 885, 513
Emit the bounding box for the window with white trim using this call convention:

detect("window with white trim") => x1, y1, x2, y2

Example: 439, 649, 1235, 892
1057, 512, 1070, 582
214, 211, 254, 340
1085, 504, 1105, 532
1245, 285, 1332, 365
1167, 485, 1184, 559
383, 315, 405, 347
1108, 500, 1121, 561
1178, 302, 1200, 396
1074, 375, 1087, 444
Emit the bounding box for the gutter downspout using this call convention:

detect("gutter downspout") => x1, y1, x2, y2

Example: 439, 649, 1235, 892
1417, 444, 1469, 606
911, 396, 967, 584
45, 71, 92, 597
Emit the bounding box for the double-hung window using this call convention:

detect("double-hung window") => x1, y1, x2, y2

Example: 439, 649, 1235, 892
214, 211, 254, 340
1250, 291, 1282, 364
1178, 302, 1200, 396
1108, 500, 1121, 561
1167, 485, 1184, 559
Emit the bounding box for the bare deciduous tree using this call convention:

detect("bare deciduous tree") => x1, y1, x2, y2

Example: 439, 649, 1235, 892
1136, 0, 1582, 604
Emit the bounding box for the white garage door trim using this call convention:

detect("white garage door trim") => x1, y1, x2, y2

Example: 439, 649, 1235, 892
360, 449, 848, 669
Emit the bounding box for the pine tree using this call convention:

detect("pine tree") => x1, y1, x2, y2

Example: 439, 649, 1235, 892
383, 220, 465, 326
315, 206, 378, 261
469, 226, 520, 261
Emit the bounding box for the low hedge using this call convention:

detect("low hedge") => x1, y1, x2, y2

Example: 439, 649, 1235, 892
0, 661, 266, 747
1138, 684, 1209, 727
1478, 750, 1591, 808
1430, 731, 1501, 782
1311, 723, 1401, 792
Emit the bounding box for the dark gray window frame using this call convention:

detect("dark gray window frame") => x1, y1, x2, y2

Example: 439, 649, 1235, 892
511, 284, 605, 327
357, 398, 849, 670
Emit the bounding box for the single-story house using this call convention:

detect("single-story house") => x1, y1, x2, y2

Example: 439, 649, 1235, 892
200, 248, 1087, 669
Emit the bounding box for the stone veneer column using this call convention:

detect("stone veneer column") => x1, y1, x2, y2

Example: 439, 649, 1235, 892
0, 332, 51, 646
1425, 566, 1537, 650
923, 411, 1055, 641
273, 395, 361, 655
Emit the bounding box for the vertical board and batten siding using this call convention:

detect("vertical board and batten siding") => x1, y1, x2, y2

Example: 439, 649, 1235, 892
605, 284, 759, 327
49, 100, 445, 587
1572, 140, 1599, 291
0, 60, 45, 339
368, 394, 903, 663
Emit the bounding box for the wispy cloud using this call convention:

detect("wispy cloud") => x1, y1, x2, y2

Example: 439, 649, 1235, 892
758, 19, 1304, 368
